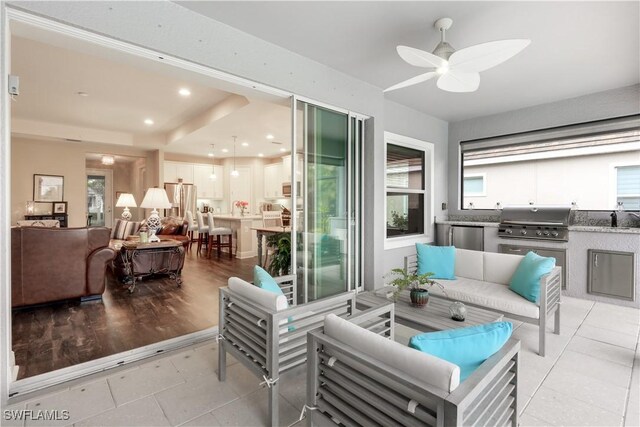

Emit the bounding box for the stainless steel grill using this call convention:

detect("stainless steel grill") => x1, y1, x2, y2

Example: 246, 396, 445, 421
498, 206, 571, 241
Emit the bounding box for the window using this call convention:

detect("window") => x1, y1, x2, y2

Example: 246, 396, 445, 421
616, 165, 640, 210
385, 132, 433, 248
460, 116, 640, 210
463, 174, 486, 197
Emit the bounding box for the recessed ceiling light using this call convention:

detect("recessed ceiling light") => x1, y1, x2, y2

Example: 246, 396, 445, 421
144, 118, 154, 125
241, 142, 249, 147
258, 153, 264, 157
178, 88, 191, 97
266, 134, 274, 140
279, 148, 286, 152
76, 91, 89, 97
207, 153, 214, 157
222, 148, 229, 153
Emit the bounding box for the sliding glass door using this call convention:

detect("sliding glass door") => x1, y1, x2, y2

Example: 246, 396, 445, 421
293, 99, 364, 302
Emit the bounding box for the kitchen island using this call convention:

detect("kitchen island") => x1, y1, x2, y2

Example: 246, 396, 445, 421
212, 214, 262, 259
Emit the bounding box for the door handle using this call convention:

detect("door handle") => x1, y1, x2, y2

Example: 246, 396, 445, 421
594, 254, 598, 267
449, 228, 454, 246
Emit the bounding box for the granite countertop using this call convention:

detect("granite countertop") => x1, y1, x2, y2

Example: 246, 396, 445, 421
438, 220, 640, 234
568, 225, 640, 234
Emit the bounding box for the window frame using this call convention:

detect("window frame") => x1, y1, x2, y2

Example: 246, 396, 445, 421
458, 115, 640, 212
610, 162, 640, 211
384, 132, 434, 250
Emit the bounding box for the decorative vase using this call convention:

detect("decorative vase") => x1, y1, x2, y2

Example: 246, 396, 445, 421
410, 288, 429, 308
449, 301, 467, 321
240, 208, 246, 217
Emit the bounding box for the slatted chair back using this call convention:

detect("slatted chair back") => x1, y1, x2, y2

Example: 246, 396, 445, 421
262, 211, 283, 228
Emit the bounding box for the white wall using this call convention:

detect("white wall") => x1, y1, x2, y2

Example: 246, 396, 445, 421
449, 84, 640, 217
382, 100, 449, 281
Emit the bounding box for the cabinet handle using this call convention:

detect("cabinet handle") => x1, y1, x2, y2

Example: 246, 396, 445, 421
594, 254, 598, 267
509, 248, 522, 252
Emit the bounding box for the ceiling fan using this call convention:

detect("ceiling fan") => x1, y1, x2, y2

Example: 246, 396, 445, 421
385, 17, 530, 93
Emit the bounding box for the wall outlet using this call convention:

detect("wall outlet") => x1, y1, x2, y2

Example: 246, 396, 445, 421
442, 202, 447, 210
8, 75, 19, 96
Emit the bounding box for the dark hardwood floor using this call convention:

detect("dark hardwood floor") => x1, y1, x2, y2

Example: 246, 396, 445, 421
11, 250, 257, 380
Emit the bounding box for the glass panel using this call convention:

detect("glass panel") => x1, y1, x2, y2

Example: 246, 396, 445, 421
461, 128, 639, 210
386, 193, 424, 237
386, 143, 424, 190
296, 101, 349, 301
463, 176, 484, 194
87, 175, 106, 226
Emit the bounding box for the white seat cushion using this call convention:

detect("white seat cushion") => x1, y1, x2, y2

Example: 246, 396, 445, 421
455, 248, 484, 281
431, 278, 540, 319
324, 314, 460, 392
483, 252, 523, 285
227, 277, 288, 312
210, 227, 232, 235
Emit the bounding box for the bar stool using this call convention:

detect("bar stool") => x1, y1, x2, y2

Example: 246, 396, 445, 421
195, 211, 209, 255
185, 210, 198, 252
207, 212, 233, 259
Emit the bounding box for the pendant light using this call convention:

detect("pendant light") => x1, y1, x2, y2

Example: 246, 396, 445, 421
230, 136, 239, 177
208, 144, 216, 180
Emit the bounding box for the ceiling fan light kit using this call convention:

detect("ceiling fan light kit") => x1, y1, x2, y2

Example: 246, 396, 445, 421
385, 17, 530, 94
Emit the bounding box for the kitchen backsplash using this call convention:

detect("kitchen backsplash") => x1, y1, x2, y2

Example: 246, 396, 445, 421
447, 211, 639, 227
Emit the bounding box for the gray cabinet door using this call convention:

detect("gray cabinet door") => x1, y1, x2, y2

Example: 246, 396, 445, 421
588, 250, 635, 301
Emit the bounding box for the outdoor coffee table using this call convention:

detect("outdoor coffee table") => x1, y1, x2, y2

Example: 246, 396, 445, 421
357, 290, 503, 332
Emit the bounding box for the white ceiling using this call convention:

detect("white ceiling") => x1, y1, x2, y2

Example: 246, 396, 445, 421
179, 1, 640, 122
11, 35, 292, 159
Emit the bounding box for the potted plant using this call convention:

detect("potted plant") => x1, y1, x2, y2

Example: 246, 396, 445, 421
385, 268, 446, 308
266, 233, 292, 276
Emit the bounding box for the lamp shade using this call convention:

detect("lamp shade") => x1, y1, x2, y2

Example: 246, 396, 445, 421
140, 188, 172, 209
115, 193, 137, 208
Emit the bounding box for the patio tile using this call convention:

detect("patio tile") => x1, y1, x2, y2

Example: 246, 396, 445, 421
24, 379, 114, 426
543, 363, 629, 415
220, 363, 264, 397
193, 341, 238, 367
211, 387, 299, 427
589, 303, 640, 325
567, 335, 636, 367
178, 412, 220, 427
75, 396, 170, 427
577, 324, 638, 350
625, 347, 640, 427
278, 366, 307, 411
554, 350, 633, 389
106, 358, 185, 406
154, 373, 239, 426
526, 386, 623, 426
2, 400, 26, 427
519, 413, 551, 426
170, 349, 216, 381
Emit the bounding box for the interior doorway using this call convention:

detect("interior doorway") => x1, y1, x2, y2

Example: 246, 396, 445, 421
86, 169, 113, 227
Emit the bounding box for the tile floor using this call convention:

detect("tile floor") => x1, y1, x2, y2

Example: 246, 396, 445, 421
3, 296, 639, 427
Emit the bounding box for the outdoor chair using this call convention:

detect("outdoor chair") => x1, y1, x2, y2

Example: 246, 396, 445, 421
218, 276, 393, 426
306, 314, 521, 427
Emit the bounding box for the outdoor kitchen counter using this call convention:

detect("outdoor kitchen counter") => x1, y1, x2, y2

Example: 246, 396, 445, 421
436, 220, 499, 227
437, 221, 640, 234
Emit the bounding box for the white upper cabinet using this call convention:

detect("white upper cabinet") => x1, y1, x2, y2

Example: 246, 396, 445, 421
212, 166, 224, 199
193, 164, 214, 198
264, 163, 283, 199
164, 161, 194, 183
282, 154, 303, 182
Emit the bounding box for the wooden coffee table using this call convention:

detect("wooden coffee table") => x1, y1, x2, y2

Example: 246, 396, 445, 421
357, 290, 503, 332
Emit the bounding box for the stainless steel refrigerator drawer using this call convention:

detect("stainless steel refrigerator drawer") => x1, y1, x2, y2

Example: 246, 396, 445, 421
436, 224, 484, 251
499, 244, 567, 290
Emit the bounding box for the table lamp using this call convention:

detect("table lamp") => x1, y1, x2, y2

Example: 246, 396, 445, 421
140, 188, 172, 242
115, 193, 137, 220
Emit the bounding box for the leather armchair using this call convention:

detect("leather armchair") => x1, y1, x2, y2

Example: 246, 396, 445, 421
11, 226, 116, 308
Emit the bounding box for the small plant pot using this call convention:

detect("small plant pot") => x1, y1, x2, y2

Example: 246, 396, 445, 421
410, 288, 429, 308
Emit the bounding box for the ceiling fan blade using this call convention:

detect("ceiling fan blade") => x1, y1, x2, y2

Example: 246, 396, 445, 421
397, 46, 447, 68
448, 39, 530, 73
437, 70, 480, 93
384, 72, 437, 93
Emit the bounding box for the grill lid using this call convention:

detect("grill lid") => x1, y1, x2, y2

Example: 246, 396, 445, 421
499, 206, 571, 227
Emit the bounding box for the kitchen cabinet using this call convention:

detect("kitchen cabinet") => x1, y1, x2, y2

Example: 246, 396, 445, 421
588, 250, 635, 301
282, 154, 303, 182
191, 164, 224, 200
164, 161, 194, 184
264, 163, 283, 199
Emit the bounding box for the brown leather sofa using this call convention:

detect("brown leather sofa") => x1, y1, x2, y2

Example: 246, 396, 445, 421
11, 226, 116, 308
156, 217, 190, 248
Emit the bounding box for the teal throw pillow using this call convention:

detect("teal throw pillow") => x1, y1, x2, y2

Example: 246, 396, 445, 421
409, 321, 512, 381
416, 244, 456, 279
509, 251, 556, 303
253, 265, 284, 296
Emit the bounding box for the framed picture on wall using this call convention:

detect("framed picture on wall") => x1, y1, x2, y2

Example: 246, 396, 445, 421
34, 174, 64, 202
53, 201, 67, 214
